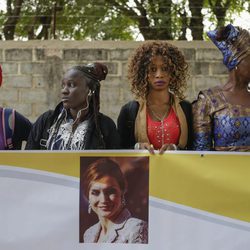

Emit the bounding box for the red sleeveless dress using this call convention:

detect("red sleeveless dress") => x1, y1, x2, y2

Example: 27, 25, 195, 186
147, 107, 180, 149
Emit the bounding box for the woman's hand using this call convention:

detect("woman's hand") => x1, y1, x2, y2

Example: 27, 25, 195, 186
134, 142, 155, 154
159, 144, 178, 154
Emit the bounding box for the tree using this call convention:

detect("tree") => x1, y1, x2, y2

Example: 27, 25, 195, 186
205, 0, 246, 28
3, 0, 24, 40
0, 0, 249, 40
189, 0, 204, 40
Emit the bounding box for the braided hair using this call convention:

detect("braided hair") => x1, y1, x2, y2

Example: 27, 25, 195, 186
71, 62, 108, 148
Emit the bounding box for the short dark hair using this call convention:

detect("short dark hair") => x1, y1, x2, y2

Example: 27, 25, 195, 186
83, 158, 126, 198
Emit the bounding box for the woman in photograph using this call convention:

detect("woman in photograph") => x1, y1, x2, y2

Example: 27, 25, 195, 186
25, 62, 120, 150
117, 41, 193, 154
193, 24, 250, 151
82, 158, 148, 243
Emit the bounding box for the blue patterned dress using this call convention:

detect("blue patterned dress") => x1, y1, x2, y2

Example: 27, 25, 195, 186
193, 87, 250, 151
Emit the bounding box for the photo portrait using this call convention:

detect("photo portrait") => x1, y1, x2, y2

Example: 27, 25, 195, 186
79, 156, 149, 244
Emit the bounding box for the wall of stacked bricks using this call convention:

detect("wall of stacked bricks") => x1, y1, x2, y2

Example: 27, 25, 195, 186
0, 41, 228, 123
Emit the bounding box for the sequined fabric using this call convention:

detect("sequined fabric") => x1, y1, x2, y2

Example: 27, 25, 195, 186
193, 87, 250, 151
147, 107, 180, 149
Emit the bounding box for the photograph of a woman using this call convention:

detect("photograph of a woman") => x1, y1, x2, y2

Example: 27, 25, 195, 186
80, 157, 149, 244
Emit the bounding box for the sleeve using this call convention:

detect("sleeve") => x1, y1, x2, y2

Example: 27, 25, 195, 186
192, 91, 213, 151
180, 100, 193, 150
129, 221, 148, 244
12, 111, 32, 149
117, 102, 137, 149
25, 111, 52, 150
101, 116, 121, 149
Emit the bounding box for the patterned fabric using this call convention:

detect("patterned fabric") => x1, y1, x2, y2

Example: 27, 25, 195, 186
83, 208, 148, 243
193, 87, 250, 151
46, 109, 89, 150
207, 24, 240, 70
147, 107, 180, 149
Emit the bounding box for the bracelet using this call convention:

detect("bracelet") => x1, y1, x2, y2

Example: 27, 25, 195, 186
134, 142, 140, 150
172, 144, 178, 150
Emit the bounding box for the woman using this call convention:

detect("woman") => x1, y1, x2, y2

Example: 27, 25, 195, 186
25, 62, 119, 150
82, 158, 148, 243
117, 41, 193, 154
193, 24, 250, 151
0, 65, 32, 149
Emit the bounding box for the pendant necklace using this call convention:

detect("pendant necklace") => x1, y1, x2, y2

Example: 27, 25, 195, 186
148, 105, 170, 147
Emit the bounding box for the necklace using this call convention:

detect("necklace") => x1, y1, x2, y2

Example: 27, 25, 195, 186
148, 106, 169, 122
147, 104, 170, 147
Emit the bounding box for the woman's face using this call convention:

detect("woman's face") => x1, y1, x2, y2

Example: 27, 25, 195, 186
88, 175, 123, 220
61, 69, 89, 111
147, 55, 171, 91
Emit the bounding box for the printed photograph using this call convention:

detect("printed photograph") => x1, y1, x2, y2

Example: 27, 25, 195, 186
79, 156, 149, 244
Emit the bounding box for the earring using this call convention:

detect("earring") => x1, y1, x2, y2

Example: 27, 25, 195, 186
247, 82, 250, 93
122, 195, 126, 207
235, 66, 238, 70
88, 203, 92, 214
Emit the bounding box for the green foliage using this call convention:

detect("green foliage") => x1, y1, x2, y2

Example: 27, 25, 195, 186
0, 0, 249, 40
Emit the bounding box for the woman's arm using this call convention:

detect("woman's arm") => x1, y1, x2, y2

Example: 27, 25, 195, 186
25, 111, 53, 150
13, 111, 32, 149
117, 101, 139, 149
192, 91, 213, 151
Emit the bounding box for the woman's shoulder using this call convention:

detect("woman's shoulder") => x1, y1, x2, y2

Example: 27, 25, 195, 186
196, 86, 223, 100
179, 99, 192, 108
119, 100, 139, 113
83, 222, 100, 242
34, 102, 63, 123
126, 217, 148, 229
118, 100, 140, 122
192, 86, 227, 115
98, 113, 116, 127
124, 217, 148, 243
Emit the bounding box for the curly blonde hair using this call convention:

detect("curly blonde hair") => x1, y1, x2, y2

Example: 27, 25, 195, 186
128, 41, 189, 100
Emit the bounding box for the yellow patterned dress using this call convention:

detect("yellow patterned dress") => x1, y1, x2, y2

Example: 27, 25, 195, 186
192, 87, 250, 151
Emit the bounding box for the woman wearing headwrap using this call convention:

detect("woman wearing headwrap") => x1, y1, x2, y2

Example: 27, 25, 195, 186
193, 24, 250, 151
25, 63, 120, 150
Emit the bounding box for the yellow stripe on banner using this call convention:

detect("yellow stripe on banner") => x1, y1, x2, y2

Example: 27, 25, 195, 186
0, 151, 148, 177
1, 152, 250, 223
150, 153, 250, 223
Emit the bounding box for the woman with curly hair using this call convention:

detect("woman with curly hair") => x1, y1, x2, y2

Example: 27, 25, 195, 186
117, 41, 193, 154
193, 24, 250, 151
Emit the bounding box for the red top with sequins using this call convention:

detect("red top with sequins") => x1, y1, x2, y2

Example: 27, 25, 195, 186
147, 107, 180, 149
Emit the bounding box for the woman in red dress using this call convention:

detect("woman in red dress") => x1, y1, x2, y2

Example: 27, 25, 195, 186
118, 41, 193, 154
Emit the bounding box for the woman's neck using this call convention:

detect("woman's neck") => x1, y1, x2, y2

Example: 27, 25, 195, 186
98, 207, 123, 235
224, 70, 249, 92
98, 217, 111, 234
147, 90, 171, 105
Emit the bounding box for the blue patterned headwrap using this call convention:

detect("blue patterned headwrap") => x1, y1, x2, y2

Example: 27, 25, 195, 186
207, 24, 240, 70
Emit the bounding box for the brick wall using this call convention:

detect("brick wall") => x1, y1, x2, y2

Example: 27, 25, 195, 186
0, 40, 227, 123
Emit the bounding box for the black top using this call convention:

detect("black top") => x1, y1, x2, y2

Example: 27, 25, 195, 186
25, 102, 120, 150
12, 111, 32, 149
